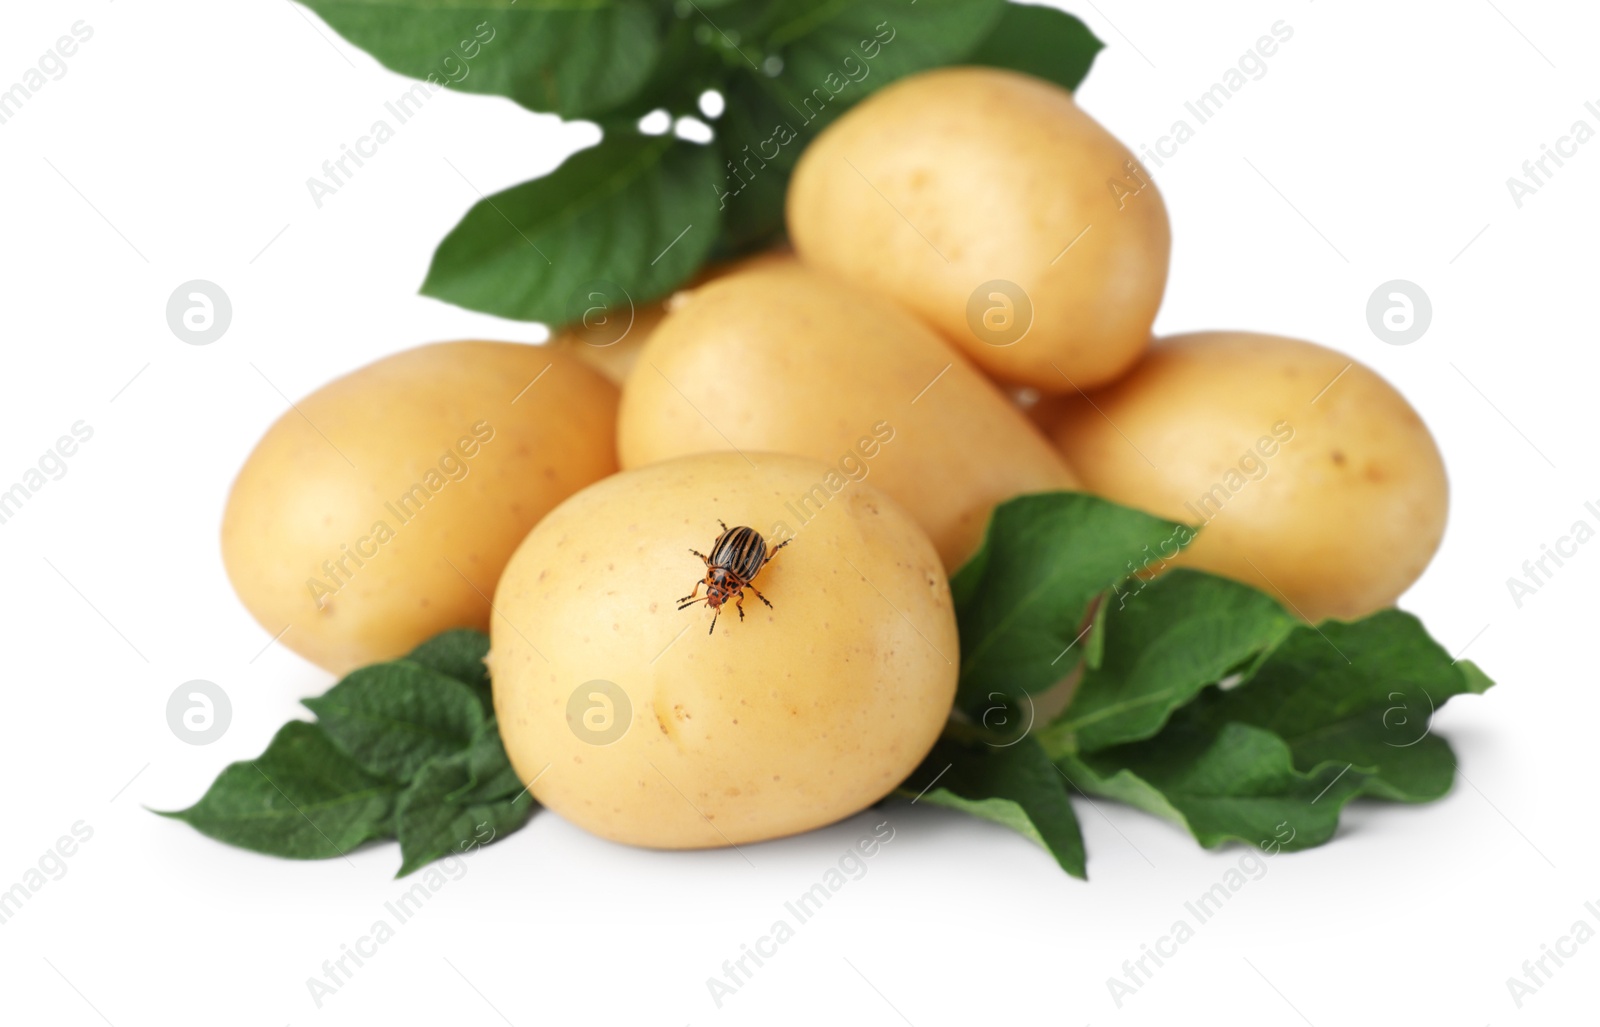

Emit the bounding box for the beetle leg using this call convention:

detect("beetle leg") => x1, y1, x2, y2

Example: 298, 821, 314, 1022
678, 580, 704, 607
748, 584, 774, 610
688, 548, 710, 564
760, 538, 792, 568
735, 593, 746, 621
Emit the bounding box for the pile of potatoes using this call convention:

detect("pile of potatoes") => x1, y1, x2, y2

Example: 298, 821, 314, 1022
223, 67, 1447, 850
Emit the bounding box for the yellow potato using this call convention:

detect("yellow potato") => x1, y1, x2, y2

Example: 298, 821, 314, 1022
222, 341, 618, 674
1048, 332, 1448, 621
787, 66, 1170, 392
491, 451, 957, 848
617, 260, 1078, 570
551, 250, 793, 385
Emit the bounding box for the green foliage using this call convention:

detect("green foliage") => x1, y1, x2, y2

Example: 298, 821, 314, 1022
967, 2, 1104, 91
302, 661, 487, 784
1041, 570, 1296, 753
159, 631, 534, 876
951, 492, 1190, 712
907, 736, 1086, 878
395, 724, 534, 877
902, 493, 1494, 876
300, 1, 666, 119
421, 134, 723, 321
157, 721, 397, 860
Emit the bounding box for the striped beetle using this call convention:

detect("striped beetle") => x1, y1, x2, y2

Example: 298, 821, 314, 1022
678, 520, 791, 634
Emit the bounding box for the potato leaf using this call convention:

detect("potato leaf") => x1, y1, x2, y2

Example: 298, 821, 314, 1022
762, 0, 1005, 92
445, 717, 527, 806
602, 14, 729, 122
903, 736, 1086, 878
951, 492, 1191, 713
396, 741, 536, 878
967, 3, 1103, 92
714, 76, 805, 254
1040, 570, 1296, 754
1060, 722, 1370, 852
162, 631, 539, 875
1052, 609, 1497, 855
303, 660, 487, 785
157, 722, 397, 859
421, 134, 722, 323
407, 628, 493, 713
1173, 611, 1498, 802
298, 0, 664, 119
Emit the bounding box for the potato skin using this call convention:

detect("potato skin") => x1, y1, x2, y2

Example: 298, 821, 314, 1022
491, 451, 957, 849
787, 66, 1170, 391
617, 260, 1078, 570
222, 341, 618, 674
1048, 332, 1449, 621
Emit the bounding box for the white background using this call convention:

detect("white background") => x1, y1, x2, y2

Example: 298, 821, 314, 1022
1, 0, 1594, 1023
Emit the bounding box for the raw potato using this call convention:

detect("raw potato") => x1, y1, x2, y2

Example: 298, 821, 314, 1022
618, 260, 1078, 570
787, 66, 1170, 391
1048, 332, 1448, 621
551, 251, 793, 385
491, 451, 957, 848
223, 341, 618, 674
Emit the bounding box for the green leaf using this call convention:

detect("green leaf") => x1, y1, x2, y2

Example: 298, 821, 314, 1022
905, 737, 1085, 878
1041, 570, 1296, 755
298, 0, 664, 119
157, 722, 397, 859
967, 3, 1103, 92
602, 14, 728, 123
1037, 598, 1494, 863
1457, 658, 1496, 696
421, 134, 722, 322
765, 0, 1005, 95
407, 628, 493, 712
396, 744, 535, 877
1061, 722, 1369, 852
1176, 611, 1497, 802
160, 630, 539, 873
446, 717, 526, 805
714, 75, 804, 253
303, 661, 487, 785
951, 492, 1192, 712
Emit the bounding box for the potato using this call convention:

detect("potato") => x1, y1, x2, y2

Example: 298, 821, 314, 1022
222, 341, 618, 674
491, 451, 957, 848
551, 250, 792, 384
787, 66, 1170, 392
617, 260, 1078, 570
1048, 332, 1448, 621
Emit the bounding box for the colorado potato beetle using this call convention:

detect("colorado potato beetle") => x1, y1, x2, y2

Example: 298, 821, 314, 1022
678, 520, 790, 634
